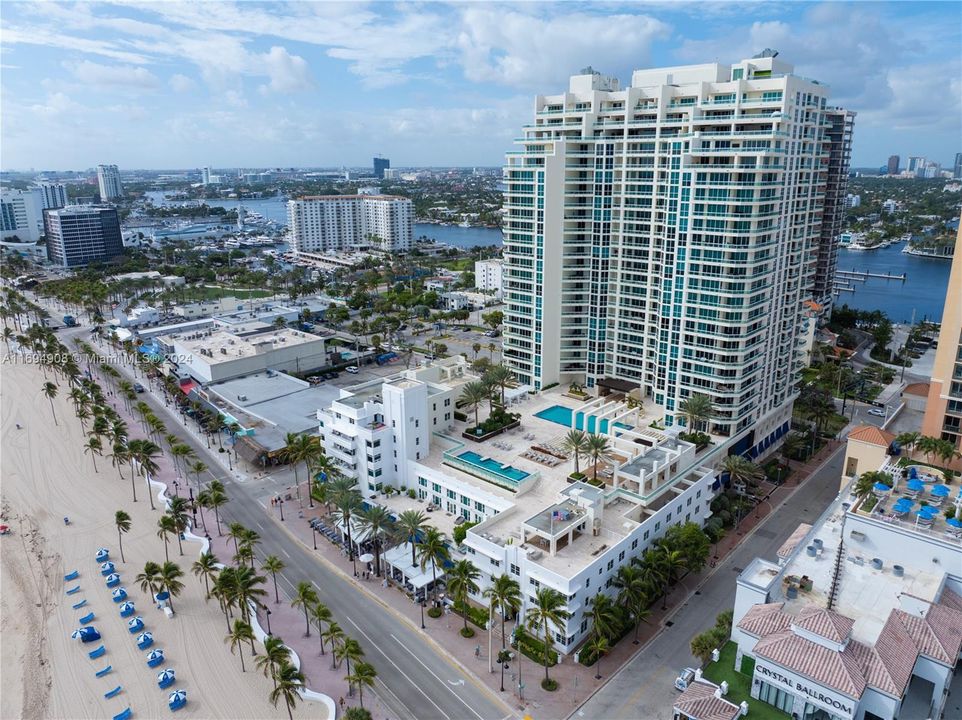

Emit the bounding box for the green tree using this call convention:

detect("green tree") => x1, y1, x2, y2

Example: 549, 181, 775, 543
157, 515, 176, 562
458, 380, 489, 428
561, 429, 590, 476
291, 580, 319, 637
114, 510, 131, 564
311, 602, 333, 655
269, 662, 305, 720
357, 505, 395, 577
721, 455, 764, 496
678, 393, 713, 432
525, 587, 570, 687
447, 559, 481, 635
586, 592, 618, 642
586, 634, 610, 679
484, 574, 522, 652
346, 661, 377, 709
417, 526, 450, 608
42, 381, 59, 425
192, 551, 220, 600
136, 560, 162, 599
226, 619, 255, 672
158, 560, 185, 612
262, 555, 286, 604
84, 435, 103, 473
255, 634, 290, 690
395, 509, 429, 567
586, 433, 613, 482
613, 564, 650, 644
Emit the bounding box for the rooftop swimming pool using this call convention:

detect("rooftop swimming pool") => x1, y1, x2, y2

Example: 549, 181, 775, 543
535, 405, 632, 434
456, 451, 529, 484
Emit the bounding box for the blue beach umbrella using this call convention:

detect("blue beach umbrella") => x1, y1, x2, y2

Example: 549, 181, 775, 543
95, 548, 110, 562
873, 482, 891, 493
146, 648, 165, 667
947, 518, 962, 529
907, 479, 925, 492
930, 485, 950, 498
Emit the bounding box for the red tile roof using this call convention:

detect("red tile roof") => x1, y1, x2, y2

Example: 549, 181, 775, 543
940, 587, 962, 612
753, 629, 866, 697
892, 605, 962, 664
777, 523, 813, 560
673, 680, 741, 720
848, 425, 897, 447
737, 603, 792, 637
794, 607, 854, 643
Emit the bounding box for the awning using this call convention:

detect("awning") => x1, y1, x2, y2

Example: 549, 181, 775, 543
178, 380, 198, 396
235, 436, 267, 465
384, 542, 442, 589
596, 377, 640, 393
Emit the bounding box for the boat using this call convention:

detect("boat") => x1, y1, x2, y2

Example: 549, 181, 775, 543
459, 220, 472, 227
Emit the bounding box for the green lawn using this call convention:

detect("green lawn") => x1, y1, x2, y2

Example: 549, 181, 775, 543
702, 643, 790, 720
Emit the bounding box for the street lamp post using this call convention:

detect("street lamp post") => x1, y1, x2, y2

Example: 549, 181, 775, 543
278, 498, 284, 522
265, 608, 272, 636
497, 650, 512, 692
312, 525, 317, 550
420, 599, 426, 629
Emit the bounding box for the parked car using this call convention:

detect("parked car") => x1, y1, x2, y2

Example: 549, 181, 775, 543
867, 408, 886, 417
346, 366, 360, 374
674, 668, 697, 691
133, 382, 146, 393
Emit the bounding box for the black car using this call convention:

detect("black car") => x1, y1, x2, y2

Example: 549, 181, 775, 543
133, 382, 146, 393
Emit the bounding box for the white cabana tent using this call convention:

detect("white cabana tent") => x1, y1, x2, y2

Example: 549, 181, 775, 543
382, 542, 444, 591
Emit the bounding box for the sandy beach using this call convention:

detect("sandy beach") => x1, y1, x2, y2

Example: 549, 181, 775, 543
1, 355, 324, 720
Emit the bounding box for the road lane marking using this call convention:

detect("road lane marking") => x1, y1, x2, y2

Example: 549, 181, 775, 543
390, 633, 484, 720
345, 616, 450, 720
281, 548, 291, 559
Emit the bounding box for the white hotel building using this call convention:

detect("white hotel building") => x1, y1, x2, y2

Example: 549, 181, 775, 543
318, 357, 721, 654
287, 195, 413, 255
502, 53, 853, 448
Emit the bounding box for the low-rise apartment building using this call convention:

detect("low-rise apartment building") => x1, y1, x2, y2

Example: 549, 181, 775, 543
317, 358, 721, 654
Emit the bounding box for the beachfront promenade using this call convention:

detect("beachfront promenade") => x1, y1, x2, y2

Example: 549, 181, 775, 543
71, 322, 511, 720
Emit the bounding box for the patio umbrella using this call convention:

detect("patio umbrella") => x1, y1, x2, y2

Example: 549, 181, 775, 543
930, 485, 950, 498
893, 498, 915, 510
157, 668, 176, 689
915, 507, 939, 518
947, 518, 962, 529
127, 616, 145, 633
95, 548, 110, 562
119, 601, 136, 618
908, 467, 919, 479
168, 690, 187, 711
137, 631, 154, 650
873, 482, 891, 493
100, 561, 115, 576
907, 479, 925, 492
111, 587, 128, 602
359, 553, 375, 563
146, 649, 165, 667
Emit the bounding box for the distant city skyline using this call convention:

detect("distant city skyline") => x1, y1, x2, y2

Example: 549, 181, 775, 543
2, 2, 960, 170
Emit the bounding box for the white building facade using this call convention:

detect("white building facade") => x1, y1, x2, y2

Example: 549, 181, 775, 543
33, 182, 68, 210
474, 258, 504, 297
288, 195, 413, 254
97, 164, 123, 200
502, 53, 853, 444
1, 189, 44, 242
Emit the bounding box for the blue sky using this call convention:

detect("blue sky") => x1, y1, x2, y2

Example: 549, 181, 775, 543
2, 1, 959, 170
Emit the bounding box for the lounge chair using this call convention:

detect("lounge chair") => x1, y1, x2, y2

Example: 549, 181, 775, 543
66, 585, 81, 595
72, 599, 88, 609
112, 708, 131, 720
79, 612, 95, 624
95, 665, 112, 678
88, 645, 106, 659
104, 686, 122, 699
64, 570, 79, 581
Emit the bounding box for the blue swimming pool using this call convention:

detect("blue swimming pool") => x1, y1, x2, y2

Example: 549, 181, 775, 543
535, 405, 631, 434
457, 451, 529, 483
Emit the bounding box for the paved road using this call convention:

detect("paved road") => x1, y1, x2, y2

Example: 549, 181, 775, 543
573, 445, 847, 720
54, 322, 511, 720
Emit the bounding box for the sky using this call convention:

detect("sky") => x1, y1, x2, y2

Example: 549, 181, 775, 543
2, 1, 960, 171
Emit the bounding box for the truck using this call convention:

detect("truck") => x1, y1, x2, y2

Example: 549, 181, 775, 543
63, 315, 77, 327
375, 352, 398, 366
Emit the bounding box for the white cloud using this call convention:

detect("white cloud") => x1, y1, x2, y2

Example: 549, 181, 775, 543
69, 60, 161, 89
1, 25, 152, 64
258, 46, 313, 94
456, 8, 670, 88
169, 73, 194, 92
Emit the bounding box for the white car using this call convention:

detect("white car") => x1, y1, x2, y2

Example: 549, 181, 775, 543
674, 668, 697, 691
346, 366, 360, 374
867, 408, 886, 417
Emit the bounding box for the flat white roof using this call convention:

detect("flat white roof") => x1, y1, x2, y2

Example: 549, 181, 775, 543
167, 328, 322, 362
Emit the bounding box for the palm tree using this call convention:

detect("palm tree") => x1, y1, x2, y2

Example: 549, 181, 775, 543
167, 496, 191, 556
291, 580, 319, 637
114, 510, 131, 563
484, 365, 514, 406
525, 587, 570, 687
357, 505, 395, 576
280, 433, 310, 506
586, 433, 613, 481
781, 432, 807, 463
128, 438, 161, 510
895, 431, 921, 455
84, 436, 103, 473
721, 455, 764, 496
613, 564, 650, 644
192, 551, 220, 599
484, 574, 522, 654
232, 566, 267, 625
42, 381, 59, 425
657, 547, 688, 610
335, 637, 364, 691
322, 621, 345, 670
459, 380, 489, 428
240, 528, 261, 570
227, 522, 248, 556
255, 635, 290, 690
417, 526, 450, 608
586, 635, 610, 680
136, 561, 162, 599
395, 509, 428, 567
561, 429, 590, 475
678, 393, 713, 433
330, 480, 362, 567
226, 619, 255, 672
206, 487, 228, 535
262, 555, 286, 604
310, 602, 333, 654
346, 661, 377, 709
110, 441, 131, 485
269, 661, 305, 720
158, 561, 185, 612
586, 592, 618, 642
157, 515, 176, 562
447, 559, 481, 635
212, 567, 238, 632
188, 460, 208, 486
